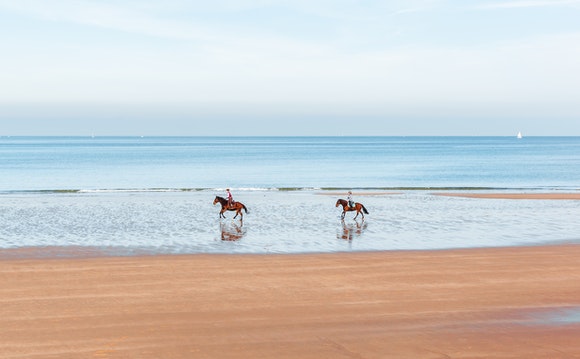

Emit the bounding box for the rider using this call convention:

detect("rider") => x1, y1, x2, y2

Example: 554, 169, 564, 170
347, 191, 354, 209
226, 188, 234, 208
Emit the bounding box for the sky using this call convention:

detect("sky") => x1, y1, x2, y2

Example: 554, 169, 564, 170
1, 0, 579, 136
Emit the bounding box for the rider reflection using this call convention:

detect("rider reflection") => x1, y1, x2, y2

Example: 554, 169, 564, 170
338, 219, 368, 241
220, 220, 246, 241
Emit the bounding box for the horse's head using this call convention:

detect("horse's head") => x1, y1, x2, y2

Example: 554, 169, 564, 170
213, 196, 221, 205
335, 199, 345, 207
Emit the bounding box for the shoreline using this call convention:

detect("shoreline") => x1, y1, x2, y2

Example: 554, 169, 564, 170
0, 191, 580, 261
1, 241, 580, 262
2, 244, 579, 358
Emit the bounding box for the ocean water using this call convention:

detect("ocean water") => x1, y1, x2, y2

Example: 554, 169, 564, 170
1, 136, 579, 256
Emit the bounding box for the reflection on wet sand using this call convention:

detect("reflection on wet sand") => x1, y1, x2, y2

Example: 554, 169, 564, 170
338, 219, 368, 241
220, 220, 246, 241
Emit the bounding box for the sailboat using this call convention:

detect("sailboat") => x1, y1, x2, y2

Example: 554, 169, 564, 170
517, 131, 522, 139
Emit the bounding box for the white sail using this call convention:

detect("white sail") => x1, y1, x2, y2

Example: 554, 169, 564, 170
517, 131, 522, 139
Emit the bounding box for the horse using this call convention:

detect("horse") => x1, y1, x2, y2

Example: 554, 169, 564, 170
213, 196, 248, 220
335, 198, 369, 220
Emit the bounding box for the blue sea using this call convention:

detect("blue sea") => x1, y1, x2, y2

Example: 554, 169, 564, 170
1, 136, 579, 257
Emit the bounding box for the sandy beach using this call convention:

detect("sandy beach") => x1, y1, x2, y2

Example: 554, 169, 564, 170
1, 244, 580, 358
434, 192, 580, 200
320, 191, 580, 200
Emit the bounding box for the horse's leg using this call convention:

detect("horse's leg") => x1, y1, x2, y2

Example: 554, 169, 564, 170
354, 204, 365, 220
220, 208, 226, 219
233, 209, 238, 219
341, 209, 345, 220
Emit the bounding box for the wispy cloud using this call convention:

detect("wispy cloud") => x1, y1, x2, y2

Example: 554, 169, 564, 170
0, 0, 219, 41
477, 0, 580, 9
2, 0, 580, 122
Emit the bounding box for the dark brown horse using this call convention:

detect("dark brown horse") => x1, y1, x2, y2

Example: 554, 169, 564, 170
213, 196, 248, 219
335, 199, 369, 220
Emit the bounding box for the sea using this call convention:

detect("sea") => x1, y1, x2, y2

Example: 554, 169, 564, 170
1, 136, 579, 258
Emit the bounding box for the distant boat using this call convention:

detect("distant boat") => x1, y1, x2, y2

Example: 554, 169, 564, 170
517, 131, 523, 139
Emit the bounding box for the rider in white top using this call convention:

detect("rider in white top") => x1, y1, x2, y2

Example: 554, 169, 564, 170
226, 188, 234, 208
347, 191, 354, 209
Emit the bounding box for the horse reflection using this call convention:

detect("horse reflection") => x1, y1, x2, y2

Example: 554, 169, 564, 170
220, 221, 246, 241
338, 219, 368, 241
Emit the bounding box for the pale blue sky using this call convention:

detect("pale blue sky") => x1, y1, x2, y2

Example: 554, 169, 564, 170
1, 0, 579, 136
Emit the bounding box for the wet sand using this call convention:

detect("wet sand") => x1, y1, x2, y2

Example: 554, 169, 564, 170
2, 245, 580, 358
320, 191, 580, 200
434, 192, 580, 200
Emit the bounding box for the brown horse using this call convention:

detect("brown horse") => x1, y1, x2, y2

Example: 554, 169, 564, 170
335, 198, 369, 220
213, 196, 248, 219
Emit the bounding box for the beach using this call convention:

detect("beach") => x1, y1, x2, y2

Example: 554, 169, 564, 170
434, 192, 580, 200
3, 4, 580, 356
2, 243, 580, 359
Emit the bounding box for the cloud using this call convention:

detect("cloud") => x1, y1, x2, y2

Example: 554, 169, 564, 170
0, 0, 219, 41
2, 0, 580, 121
477, 0, 580, 9
0, 0, 439, 40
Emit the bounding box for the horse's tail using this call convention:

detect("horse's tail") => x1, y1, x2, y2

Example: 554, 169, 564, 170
361, 204, 369, 214
242, 204, 248, 214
